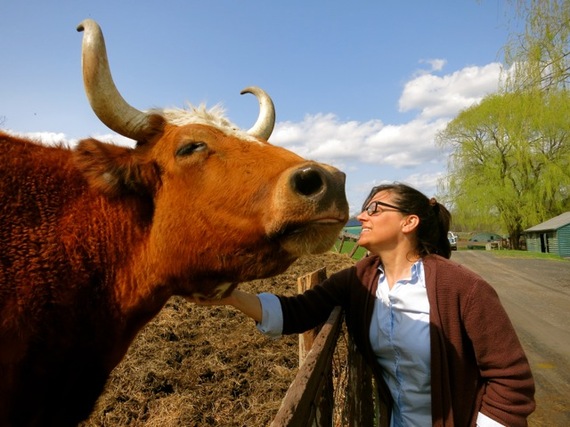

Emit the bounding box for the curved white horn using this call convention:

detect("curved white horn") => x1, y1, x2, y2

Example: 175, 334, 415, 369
77, 19, 152, 141
240, 86, 276, 140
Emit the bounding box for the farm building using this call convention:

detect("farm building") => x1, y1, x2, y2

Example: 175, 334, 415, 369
523, 211, 570, 258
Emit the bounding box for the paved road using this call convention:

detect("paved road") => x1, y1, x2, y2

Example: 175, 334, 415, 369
451, 251, 570, 426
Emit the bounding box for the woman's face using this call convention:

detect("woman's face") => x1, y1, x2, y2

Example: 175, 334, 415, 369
356, 190, 408, 252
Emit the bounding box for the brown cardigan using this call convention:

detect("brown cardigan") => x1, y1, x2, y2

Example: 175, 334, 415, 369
278, 254, 535, 426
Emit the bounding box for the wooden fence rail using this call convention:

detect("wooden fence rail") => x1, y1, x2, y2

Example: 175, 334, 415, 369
270, 306, 343, 426
270, 268, 378, 427
336, 232, 361, 258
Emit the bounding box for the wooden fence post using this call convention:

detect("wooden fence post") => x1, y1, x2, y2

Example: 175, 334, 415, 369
270, 307, 343, 427
297, 267, 327, 365
272, 266, 380, 426
344, 335, 378, 426
337, 235, 346, 253
338, 232, 362, 259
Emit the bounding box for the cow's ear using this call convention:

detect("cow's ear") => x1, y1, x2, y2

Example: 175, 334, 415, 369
73, 138, 161, 197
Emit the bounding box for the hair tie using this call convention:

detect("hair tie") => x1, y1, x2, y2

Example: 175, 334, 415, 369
429, 197, 437, 206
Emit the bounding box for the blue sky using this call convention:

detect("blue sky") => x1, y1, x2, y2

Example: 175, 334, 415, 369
1, 1, 520, 215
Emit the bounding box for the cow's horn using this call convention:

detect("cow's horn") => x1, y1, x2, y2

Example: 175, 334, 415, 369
77, 19, 151, 141
240, 86, 275, 140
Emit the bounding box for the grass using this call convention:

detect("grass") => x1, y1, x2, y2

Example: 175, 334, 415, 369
486, 249, 569, 261
335, 235, 569, 262
333, 240, 367, 260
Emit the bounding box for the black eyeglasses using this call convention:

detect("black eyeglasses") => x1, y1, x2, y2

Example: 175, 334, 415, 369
364, 200, 408, 216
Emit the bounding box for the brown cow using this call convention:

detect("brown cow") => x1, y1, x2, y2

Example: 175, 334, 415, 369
0, 19, 348, 426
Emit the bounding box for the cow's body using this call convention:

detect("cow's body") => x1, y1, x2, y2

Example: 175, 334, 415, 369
0, 20, 348, 426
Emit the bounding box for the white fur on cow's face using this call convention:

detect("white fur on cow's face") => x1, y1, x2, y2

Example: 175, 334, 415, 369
149, 104, 262, 144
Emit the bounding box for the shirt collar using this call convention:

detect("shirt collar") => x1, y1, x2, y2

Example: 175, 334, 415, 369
377, 259, 424, 286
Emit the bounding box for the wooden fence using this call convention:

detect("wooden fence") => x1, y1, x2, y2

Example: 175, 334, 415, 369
336, 232, 362, 258
270, 267, 380, 427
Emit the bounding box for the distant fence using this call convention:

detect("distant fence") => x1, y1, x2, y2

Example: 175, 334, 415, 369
336, 232, 363, 259
270, 268, 381, 427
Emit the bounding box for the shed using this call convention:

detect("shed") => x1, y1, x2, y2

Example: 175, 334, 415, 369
523, 211, 570, 257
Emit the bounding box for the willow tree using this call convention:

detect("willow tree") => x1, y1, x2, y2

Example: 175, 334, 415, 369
505, 0, 570, 91
437, 90, 570, 248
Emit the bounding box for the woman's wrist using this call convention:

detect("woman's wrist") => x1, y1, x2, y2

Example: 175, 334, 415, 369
230, 289, 263, 322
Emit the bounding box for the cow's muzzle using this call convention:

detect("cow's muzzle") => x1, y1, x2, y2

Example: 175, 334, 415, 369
266, 163, 348, 248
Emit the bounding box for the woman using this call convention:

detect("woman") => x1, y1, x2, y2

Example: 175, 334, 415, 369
191, 182, 535, 426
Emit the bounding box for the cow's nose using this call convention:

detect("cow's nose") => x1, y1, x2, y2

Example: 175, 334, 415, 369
291, 166, 325, 197
289, 165, 347, 209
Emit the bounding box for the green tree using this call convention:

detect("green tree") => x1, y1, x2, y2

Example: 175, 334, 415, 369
505, 0, 570, 91
437, 90, 570, 248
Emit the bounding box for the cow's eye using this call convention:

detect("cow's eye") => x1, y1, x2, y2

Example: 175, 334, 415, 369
176, 142, 207, 157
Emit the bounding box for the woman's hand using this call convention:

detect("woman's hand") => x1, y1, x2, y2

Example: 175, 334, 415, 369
185, 289, 263, 323
184, 295, 234, 306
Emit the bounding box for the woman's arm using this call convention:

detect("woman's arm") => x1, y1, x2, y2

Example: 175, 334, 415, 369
188, 265, 357, 336
187, 289, 263, 322
464, 280, 535, 426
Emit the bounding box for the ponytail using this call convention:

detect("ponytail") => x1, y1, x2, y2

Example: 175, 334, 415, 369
427, 198, 452, 259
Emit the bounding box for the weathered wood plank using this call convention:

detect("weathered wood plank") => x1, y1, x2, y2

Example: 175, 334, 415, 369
298, 267, 327, 365
271, 307, 343, 427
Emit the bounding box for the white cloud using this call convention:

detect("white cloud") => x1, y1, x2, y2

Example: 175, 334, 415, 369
399, 62, 502, 119
273, 114, 448, 169
273, 113, 384, 160
401, 171, 445, 196
418, 58, 447, 74
91, 133, 136, 147
5, 130, 70, 146
5, 130, 135, 148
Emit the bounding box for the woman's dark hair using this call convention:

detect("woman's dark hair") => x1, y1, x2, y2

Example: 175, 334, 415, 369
362, 182, 452, 259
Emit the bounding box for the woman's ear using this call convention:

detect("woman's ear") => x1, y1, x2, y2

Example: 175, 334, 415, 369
402, 214, 420, 233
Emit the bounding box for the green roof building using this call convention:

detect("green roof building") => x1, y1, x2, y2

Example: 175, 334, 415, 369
523, 212, 570, 258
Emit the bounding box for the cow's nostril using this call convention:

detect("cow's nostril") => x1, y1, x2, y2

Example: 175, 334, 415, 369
291, 167, 325, 197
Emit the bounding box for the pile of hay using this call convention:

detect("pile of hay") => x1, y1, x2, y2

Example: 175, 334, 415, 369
81, 252, 356, 427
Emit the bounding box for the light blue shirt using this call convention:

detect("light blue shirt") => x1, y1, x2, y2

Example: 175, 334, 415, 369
370, 260, 431, 427
256, 292, 283, 339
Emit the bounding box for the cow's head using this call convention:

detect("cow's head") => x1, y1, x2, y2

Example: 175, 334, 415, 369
74, 20, 348, 297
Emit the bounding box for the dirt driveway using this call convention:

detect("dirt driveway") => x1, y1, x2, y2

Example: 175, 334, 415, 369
451, 251, 570, 426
